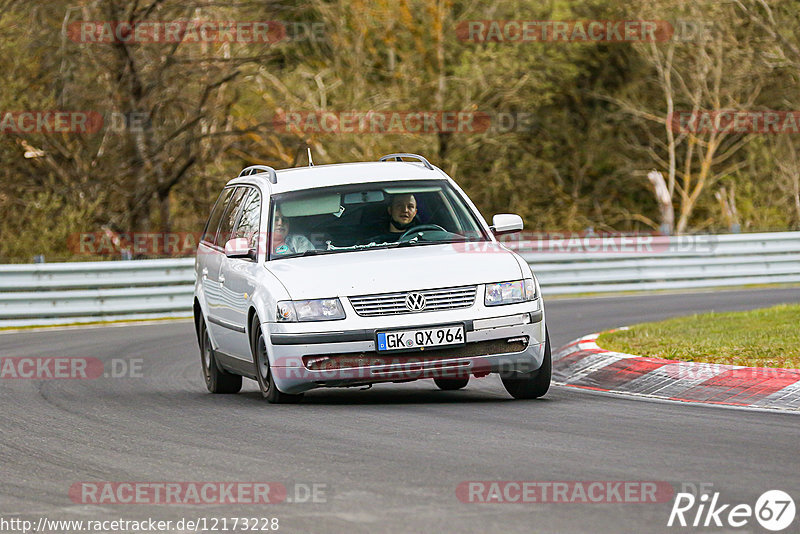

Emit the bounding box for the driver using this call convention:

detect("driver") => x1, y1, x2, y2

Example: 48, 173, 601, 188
368, 193, 419, 243
388, 193, 418, 234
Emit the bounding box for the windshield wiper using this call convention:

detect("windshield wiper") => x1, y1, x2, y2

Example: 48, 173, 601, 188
393, 239, 422, 248
394, 237, 474, 247
271, 249, 329, 260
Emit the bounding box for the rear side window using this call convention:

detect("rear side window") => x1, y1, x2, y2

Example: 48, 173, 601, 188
213, 187, 249, 247
201, 187, 234, 246
233, 188, 262, 250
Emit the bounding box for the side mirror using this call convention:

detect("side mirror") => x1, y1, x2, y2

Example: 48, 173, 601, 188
224, 237, 254, 259
490, 214, 523, 235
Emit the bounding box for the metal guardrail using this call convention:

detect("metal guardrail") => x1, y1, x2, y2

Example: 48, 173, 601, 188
522, 231, 800, 294
0, 259, 195, 327
1, 232, 799, 328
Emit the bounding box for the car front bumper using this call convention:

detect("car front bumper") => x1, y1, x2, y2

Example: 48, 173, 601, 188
264, 302, 546, 394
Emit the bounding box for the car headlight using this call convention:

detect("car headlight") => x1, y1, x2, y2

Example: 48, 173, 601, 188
484, 279, 536, 306
277, 298, 346, 322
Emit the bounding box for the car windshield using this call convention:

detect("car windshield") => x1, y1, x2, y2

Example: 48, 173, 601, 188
267, 180, 488, 259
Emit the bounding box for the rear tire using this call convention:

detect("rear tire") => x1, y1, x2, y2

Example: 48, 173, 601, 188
501, 328, 551, 400
251, 316, 303, 404
433, 376, 469, 390
200, 318, 242, 394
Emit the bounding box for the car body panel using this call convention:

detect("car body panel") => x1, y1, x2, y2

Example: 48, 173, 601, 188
264, 242, 523, 299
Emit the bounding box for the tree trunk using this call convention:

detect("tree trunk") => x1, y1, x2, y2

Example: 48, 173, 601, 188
647, 170, 674, 234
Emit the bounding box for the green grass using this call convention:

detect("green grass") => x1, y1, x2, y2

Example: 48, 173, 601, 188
597, 303, 800, 369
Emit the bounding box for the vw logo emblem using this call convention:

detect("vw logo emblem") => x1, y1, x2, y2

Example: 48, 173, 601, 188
405, 292, 427, 311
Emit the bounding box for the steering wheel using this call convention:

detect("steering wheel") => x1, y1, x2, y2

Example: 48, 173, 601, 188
399, 224, 447, 240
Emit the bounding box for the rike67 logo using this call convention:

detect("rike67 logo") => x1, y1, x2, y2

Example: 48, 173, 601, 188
668, 489, 796, 531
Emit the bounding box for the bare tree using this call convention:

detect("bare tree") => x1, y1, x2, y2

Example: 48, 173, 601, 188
602, 0, 769, 233
6, 0, 281, 240
647, 170, 674, 233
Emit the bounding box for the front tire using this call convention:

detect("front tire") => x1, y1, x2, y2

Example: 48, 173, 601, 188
200, 318, 242, 394
501, 328, 551, 399
251, 316, 303, 404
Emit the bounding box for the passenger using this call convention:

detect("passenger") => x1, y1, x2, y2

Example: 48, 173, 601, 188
271, 208, 315, 255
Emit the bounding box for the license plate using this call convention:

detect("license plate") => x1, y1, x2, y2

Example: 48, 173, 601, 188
376, 324, 465, 352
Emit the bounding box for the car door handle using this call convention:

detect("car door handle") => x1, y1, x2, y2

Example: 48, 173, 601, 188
202, 267, 208, 279
218, 274, 225, 284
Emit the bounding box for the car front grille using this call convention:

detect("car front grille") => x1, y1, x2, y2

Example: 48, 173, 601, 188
348, 285, 477, 317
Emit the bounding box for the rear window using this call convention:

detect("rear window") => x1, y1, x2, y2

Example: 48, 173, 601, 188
213, 187, 249, 247
200, 187, 234, 246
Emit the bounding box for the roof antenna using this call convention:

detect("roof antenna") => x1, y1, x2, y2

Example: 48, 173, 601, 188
307, 147, 314, 167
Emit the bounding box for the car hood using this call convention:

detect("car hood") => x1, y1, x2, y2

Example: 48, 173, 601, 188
265, 242, 524, 299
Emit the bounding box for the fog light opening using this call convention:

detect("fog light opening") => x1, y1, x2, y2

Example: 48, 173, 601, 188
304, 356, 332, 370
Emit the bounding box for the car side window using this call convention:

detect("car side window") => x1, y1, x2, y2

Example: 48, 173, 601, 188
201, 187, 234, 246
233, 188, 261, 252
213, 187, 248, 248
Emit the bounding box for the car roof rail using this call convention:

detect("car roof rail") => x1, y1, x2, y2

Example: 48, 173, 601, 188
238, 165, 278, 184
379, 153, 434, 170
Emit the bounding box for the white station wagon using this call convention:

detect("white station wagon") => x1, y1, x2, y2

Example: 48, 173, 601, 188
193, 153, 550, 403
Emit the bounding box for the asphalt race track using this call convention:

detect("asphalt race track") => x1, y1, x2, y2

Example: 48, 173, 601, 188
1, 287, 799, 534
